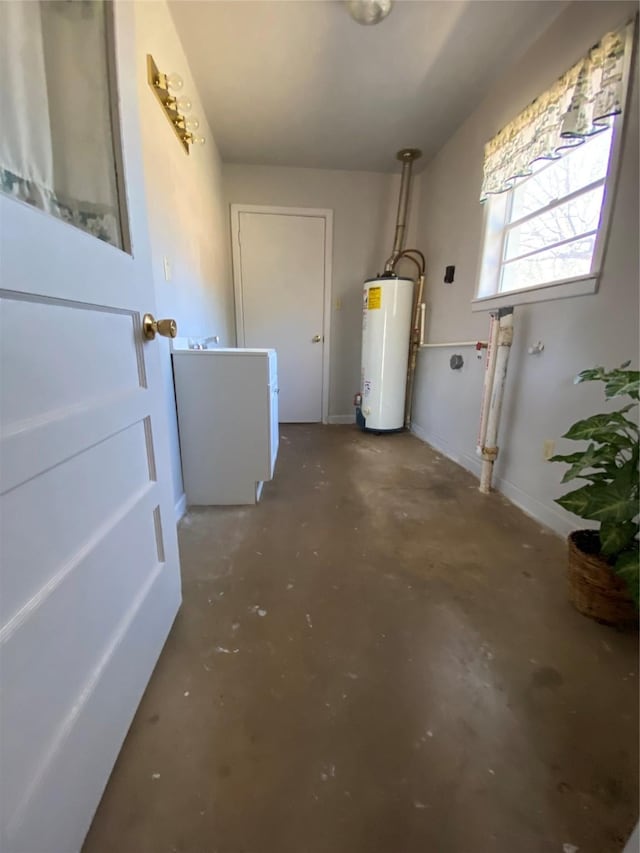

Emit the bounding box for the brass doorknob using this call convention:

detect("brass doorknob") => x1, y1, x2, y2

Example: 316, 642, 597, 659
312, 334, 322, 343
142, 313, 177, 340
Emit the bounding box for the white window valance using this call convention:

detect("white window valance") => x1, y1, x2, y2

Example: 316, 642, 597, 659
480, 20, 635, 202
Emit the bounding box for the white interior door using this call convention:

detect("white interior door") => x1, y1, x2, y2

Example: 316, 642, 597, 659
0, 6, 181, 853
232, 206, 332, 423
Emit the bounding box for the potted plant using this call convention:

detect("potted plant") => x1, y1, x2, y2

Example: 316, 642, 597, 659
551, 362, 639, 626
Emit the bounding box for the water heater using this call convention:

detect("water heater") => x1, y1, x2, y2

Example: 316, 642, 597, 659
355, 147, 424, 434
356, 276, 414, 432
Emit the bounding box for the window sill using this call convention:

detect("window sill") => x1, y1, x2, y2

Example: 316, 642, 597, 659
471, 274, 599, 312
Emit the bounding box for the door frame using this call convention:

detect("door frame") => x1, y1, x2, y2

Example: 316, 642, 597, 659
230, 204, 333, 425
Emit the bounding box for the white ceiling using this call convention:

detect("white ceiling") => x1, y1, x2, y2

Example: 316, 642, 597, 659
168, 0, 566, 173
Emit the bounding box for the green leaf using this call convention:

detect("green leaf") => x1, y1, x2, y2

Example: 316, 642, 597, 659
549, 451, 590, 464
574, 365, 639, 400
611, 453, 640, 496
614, 403, 638, 415
600, 521, 639, 557
558, 443, 620, 483
581, 472, 613, 483
575, 367, 606, 384
605, 371, 640, 401
614, 548, 640, 608
563, 411, 638, 444
559, 447, 597, 482
556, 478, 638, 523
556, 484, 594, 518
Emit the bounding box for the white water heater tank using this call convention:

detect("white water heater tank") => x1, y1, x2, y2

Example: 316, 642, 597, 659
358, 276, 414, 432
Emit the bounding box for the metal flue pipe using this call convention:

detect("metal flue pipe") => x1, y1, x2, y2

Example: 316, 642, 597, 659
384, 148, 422, 273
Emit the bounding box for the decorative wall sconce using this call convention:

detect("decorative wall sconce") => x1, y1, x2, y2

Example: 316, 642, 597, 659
147, 54, 206, 154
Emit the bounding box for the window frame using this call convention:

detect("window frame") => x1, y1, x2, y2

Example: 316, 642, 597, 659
472, 22, 635, 313
473, 115, 624, 312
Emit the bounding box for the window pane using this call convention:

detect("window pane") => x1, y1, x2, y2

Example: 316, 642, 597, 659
504, 185, 604, 261
511, 127, 613, 221
0, 1, 124, 249
500, 234, 596, 292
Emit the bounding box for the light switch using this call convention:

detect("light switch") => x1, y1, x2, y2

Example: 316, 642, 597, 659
163, 256, 172, 282
335, 297, 343, 310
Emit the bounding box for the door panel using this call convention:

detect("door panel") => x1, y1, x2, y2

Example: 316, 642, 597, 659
9, 564, 178, 853
2, 497, 160, 825
0, 5, 181, 852
236, 210, 327, 423
0, 294, 144, 431
0, 419, 151, 628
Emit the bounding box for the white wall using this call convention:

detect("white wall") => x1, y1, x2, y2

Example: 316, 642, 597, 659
222, 164, 420, 418
412, 0, 639, 536
134, 1, 235, 508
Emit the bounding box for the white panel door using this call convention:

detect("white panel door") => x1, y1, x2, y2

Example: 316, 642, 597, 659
0, 6, 181, 853
233, 208, 329, 423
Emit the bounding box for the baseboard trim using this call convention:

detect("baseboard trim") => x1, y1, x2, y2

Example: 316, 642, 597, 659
410, 421, 569, 539
491, 473, 572, 538
328, 414, 355, 425
410, 422, 481, 477
175, 492, 187, 522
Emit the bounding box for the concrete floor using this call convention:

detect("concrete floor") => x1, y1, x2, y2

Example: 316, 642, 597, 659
83, 425, 638, 853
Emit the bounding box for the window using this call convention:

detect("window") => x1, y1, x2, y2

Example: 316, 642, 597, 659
476, 124, 619, 307
474, 20, 634, 311
0, 1, 126, 249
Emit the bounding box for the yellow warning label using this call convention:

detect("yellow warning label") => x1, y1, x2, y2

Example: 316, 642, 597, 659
368, 286, 382, 310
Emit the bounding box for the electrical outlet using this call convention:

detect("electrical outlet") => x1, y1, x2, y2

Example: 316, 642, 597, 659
543, 439, 555, 461
163, 256, 172, 282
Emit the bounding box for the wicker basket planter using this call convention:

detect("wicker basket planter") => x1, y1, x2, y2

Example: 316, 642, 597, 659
568, 530, 638, 627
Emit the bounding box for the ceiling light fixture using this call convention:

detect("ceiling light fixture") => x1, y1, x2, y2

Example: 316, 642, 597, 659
346, 0, 393, 25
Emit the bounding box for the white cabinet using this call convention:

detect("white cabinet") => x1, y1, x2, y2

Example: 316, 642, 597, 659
172, 347, 279, 505
270, 385, 279, 475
